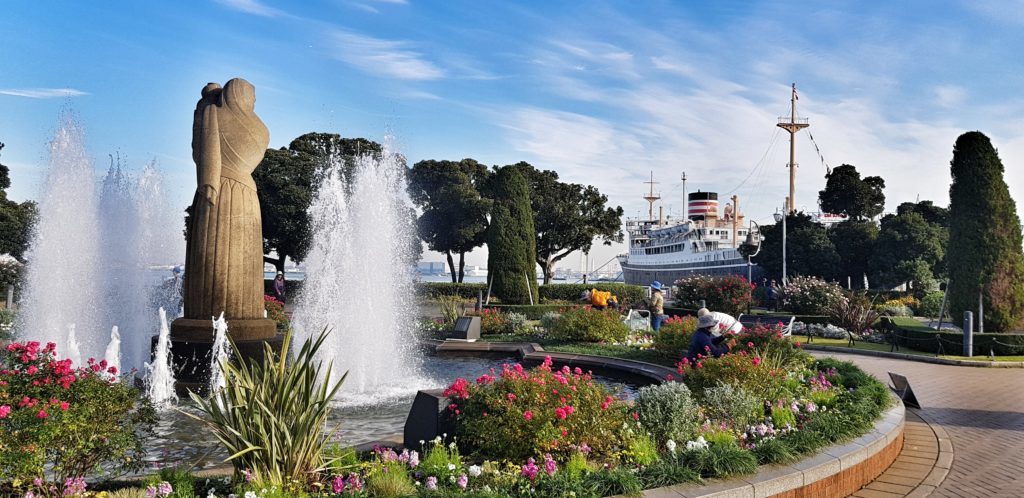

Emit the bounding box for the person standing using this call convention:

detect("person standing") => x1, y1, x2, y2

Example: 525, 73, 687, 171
650, 281, 666, 332
273, 271, 286, 303
768, 279, 780, 311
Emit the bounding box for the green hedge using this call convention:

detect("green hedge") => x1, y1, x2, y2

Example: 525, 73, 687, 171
417, 282, 646, 303
894, 327, 1024, 356
483, 304, 567, 319
663, 307, 830, 325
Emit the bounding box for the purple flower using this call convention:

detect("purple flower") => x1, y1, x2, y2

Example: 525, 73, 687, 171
426, 476, 438, 490
457, 474, 468, 489
157, 482, 172, 496
332, 475, 345, 494
543, 454, 557, 476
346, 473, 363, 492
521, 457, 539, 481
145, 487, 157, 498
408, 450, 420, 468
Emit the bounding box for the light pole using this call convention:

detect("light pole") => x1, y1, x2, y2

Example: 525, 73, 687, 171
744, 220, 762, 283
773, 198, 788, 285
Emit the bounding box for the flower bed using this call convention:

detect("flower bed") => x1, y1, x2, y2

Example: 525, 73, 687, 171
673, 275, 755, 316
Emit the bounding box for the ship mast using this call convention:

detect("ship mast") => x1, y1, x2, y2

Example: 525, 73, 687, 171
777, 83, 809, 214
643, 171, 661, 221
681, 171, 688, 221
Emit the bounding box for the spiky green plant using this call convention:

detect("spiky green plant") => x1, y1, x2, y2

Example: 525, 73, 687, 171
188, 328, 346, 487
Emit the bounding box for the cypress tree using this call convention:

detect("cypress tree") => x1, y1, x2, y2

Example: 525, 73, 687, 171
486, 166, 539, 304
947, 131, 1024, 331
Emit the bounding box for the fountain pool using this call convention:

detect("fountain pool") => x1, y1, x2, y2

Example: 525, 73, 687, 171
142, 353, 643, 470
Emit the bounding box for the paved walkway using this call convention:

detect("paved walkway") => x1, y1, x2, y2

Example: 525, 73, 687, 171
812, 352, 1024, 497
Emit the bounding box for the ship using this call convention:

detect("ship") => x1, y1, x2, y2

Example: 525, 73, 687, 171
617, 181, 759, 286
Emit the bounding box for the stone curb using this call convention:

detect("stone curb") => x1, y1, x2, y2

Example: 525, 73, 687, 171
802, 344, 1024, 368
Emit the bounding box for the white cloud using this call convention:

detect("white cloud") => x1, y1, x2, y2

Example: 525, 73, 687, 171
332, 30, 444, 80
215, 0, 284, 17
0, 88, 88, 98
933, 85, 967, 108
961, 0, 1024, 25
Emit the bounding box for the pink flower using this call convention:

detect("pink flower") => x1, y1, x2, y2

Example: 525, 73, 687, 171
332, 475, 345, 493
0, 405, 9, 418
457, 474, 468, 489
426, 476, 438, 490
555, 407, 567, 420
507, 393, 517, 402
521, 458, 539, 481
60, 401, 70, 411
752, 357, 762, 366
543, 454, 558, 476
523, 410, 533, 421
37, 409, 48, 419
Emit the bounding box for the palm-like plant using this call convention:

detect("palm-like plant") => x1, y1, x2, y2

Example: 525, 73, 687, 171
828, 294, 879, 346
189, 328, 346, 487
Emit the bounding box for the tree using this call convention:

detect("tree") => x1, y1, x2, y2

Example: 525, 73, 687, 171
252, 133, 383, 273
818, 164, 886, 220
752, 212, 841, 282
897, 200, 948, 227
871, 211, 946, 290
407, 159, 491, 282
486, 166, 538, 304
0, 142, 36, 262
947, 131, 1024, 331
828, 220, 879, 288
501, 162, 624, 284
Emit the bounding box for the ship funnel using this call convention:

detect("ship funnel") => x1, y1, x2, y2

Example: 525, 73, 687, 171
688, 191, 718, 221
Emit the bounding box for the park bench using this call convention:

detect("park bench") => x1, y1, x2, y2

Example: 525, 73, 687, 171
622, 309, 651, 332
736, 314, 796, 336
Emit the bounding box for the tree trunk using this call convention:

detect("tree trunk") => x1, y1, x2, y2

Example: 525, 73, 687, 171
539, 258, 553, 285
458, 252, 467, 283
263, 255, 285, 274
446, 252, 457, 283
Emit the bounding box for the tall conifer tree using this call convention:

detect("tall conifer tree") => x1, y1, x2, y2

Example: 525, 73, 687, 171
948, 131, 1024, 331
486, 167, 538, 304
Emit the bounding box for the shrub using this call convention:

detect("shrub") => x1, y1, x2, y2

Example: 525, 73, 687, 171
484, 304, 565, 319
466, 308, 509, 335
437, 294, 464, 324
916, 291, 949, 319
0, 308, 14, 341
263, 295, 289, 330
539, 284, 646, 305
780, 276, 846, 315
673, 275, 754, 316
539, 311, 561, 331
682, 439, 758, 478
417, 282, 488, 299
548, 306, 629, 343
190, 328, 345, 488
875, 303, 913, 317
678, 351, 789, 403
829, 293, 880, 340
505, 312, 530, 335
731, 324, 809, 372
0, 341, 155, 490
652, 315, 697, 359
634, 383, 701, 446
445, 356, 629, 461
693, 383, 763, 429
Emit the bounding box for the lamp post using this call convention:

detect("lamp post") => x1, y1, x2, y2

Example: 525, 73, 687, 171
744, 220, 762, 283
773, 199, 788, 285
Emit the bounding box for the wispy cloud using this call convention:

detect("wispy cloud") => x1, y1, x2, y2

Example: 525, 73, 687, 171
331, 30, 444, 80
933, 85, 967, 108
215, 0, 285, 18
373, 0, 408, 4
348, 2, 379, 14
0, 88, 88, 98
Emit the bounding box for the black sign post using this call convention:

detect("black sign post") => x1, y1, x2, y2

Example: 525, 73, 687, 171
888, 372, 921, 409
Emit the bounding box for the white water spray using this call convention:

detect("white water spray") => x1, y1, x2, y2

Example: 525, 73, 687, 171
104, 326, 122, 377
145, 308, 178, 408
209, 313, 231, 395
65, 324, 82, 367
292, 141, 422, 395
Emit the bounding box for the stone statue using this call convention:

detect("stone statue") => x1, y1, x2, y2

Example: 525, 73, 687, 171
171, 78, 276, 343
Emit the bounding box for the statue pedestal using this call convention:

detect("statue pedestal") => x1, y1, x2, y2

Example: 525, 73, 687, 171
167, 317, 282, 394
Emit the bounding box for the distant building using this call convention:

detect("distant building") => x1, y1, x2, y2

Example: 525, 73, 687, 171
417, 261, 447, 274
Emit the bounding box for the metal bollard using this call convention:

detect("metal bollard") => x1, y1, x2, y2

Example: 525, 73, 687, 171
700, 299, 706, 309
476, 290, 483, 311
963, 311, 974, 357
5, 287, 12, 309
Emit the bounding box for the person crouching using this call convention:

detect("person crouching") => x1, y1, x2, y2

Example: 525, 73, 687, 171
685, 314, 736, 363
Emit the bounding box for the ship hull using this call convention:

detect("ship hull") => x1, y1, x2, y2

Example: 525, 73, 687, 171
620, 257, 762, 285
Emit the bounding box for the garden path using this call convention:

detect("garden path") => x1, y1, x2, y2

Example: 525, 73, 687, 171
812, 351, 1024, 498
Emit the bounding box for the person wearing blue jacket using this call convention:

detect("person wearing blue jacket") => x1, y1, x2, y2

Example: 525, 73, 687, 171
685, 314, 735, 363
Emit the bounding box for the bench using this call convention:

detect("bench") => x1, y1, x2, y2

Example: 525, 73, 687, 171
736, 314, 796, 336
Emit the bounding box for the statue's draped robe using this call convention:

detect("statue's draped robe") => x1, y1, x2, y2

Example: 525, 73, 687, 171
182, 80, 269, 321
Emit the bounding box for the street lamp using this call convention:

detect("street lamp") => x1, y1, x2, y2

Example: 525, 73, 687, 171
743, 220, 762, 283
773, 198, 788, 285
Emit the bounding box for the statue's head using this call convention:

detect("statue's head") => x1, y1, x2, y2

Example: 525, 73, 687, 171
222, 78, 256, 112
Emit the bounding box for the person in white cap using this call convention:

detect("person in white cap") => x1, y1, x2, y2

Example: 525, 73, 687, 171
697, 308, 743, 337
685, 314, 736, 362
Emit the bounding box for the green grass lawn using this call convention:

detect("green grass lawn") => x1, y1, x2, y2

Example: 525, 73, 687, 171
478, 333, 676, 367
795, 336, 1024, 362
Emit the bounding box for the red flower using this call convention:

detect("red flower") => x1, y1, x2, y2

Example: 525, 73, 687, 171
37, 409, 48, 419
524, 410, 533, 421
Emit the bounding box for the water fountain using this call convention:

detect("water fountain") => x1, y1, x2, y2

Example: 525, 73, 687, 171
292, 141, 423, 395
208, 313, 231, 394
145, 308, 178, 408
104, 326, 122, 376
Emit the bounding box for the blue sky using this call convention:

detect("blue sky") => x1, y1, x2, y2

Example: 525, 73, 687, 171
3, 0, 1024, 267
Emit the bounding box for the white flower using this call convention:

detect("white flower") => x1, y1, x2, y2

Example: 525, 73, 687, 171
244, 492, 257, 498
469, 465, 482, 477
447, 463, 456, 471
685, 436, 709, 451
665, 439, 677, 453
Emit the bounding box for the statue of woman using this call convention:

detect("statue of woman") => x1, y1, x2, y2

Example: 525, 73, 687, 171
180, 78, 272, 339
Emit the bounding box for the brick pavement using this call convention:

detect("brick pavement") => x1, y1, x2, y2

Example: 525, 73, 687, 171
812, 352, 1024, 498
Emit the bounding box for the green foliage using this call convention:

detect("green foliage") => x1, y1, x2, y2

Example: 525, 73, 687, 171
154, 466, 196, 498
917, 291, 949, 319
504, 312, 530, 335
691, 383, 763, 429
652, 315, 698, 359
418, 282, 488, 299
539, 311, 561, 331
483, 304, 564, 320
253, 133, 385, 272
263, 295, 289, 330
437, 294, 464, 324
948, 131, 1024, 331
189, 328, 345, 488
499, 162, 624, 284
672, 274, 754, 316
548, 306, 629, 343
634, 382, 701, 446
622, 432, 660, 466
828, 220, 879, 287
365, 461, 416, 497
829, 292, 880, 339
683, 440, 758, 478
539, 283, 645, 304
445, 356, 629, 461
0, 308, 14, 341
752, 436, 798, 465
580, 466, 642, 498
0, 143, 36, 262
419, 437, 464, 484
781, 275, 847, 315
753, 212, 842, 282
818, 164, 886, 221
486, 166, 539, 304
636, 459, 700, 489
466, 308, 509, 335
0, 342, 155, 487
872, 210, 946, 290
408, 159, 492, 282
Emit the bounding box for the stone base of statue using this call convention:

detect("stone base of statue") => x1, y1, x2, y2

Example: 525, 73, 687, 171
161, 319, 285, 395
170, 317, 277, 341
